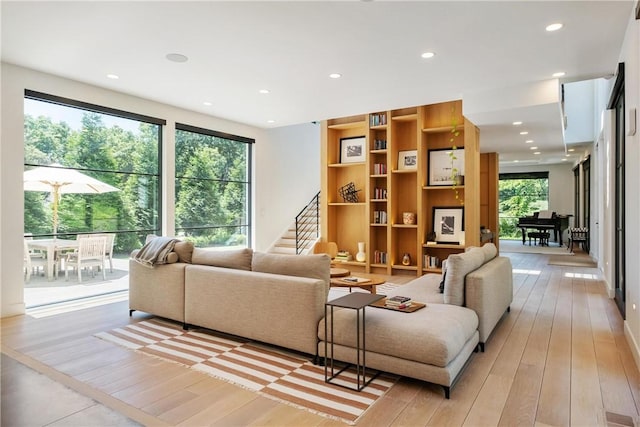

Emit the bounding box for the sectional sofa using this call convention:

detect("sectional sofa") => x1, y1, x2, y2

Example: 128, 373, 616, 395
318, 243, 513, 398
129, 240, 512, 398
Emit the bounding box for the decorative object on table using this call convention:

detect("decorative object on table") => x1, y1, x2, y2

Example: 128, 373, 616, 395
334, 250, 353, 262
370, 298, 426, 313
432, 206, 465, 244
426, 230, 437, 242
338, 181, 360, 203
402, 212, 416, 225
339, 136, 366, 163
385, 295, 412, 309
428, 148, 465, 186
356, 242, 366, 262
402, 253, 411, 266
397, 150, 418, 171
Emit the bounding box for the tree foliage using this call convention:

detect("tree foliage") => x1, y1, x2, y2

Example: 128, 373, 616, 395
24, 109, 249, 253
499, 178, 549, 238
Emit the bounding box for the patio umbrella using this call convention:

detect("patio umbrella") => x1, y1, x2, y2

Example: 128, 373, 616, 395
24, 164, 120, 234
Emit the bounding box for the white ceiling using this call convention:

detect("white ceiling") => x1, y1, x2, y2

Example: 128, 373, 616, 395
1, 1, 634, 165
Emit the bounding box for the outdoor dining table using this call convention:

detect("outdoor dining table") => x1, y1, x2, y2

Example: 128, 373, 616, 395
26, 238, 78, 281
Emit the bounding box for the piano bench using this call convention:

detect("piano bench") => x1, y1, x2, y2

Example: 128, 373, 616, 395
528, 231, 550, 246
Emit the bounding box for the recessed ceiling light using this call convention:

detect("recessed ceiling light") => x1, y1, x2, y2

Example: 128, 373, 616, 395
534, 151, 541, 155
203, 101, 212, 106
562, 158, 568, 161
259, 89, 270, 94
166, 53, 188, 63
267, 120, 275, 124
329, 73, 342, 79
546, 23, 563, 32
520, 131, 529, 135
530, 146, 538, 150
421, 52, 435, 59
525, 140, 534, 143
106, 74, 119, 80
514, 160, 520, 163
568, 148, 575, 152
553, 71, 566, 78
512, 121, 523, 126
565, 154, 571, 157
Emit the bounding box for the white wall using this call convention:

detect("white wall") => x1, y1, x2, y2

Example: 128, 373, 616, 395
1, 63, 318, 317
618, 11, 640, 370
255, 123, 321, 251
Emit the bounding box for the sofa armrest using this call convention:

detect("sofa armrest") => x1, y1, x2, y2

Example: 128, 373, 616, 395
465, 256, 513, 346
129, 259, 187, 323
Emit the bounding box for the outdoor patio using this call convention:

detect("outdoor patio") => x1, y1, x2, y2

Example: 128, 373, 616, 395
24, 255, 130, 308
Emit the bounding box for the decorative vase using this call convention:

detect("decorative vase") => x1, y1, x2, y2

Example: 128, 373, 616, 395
402, 212, 416, 225
356, 242, 366, 262
402, 253, 411, 266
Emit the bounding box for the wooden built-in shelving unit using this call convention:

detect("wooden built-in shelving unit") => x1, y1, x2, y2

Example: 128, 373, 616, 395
320, 100, 497, 277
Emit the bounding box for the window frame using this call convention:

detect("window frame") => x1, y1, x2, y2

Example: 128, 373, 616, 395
174, 122, 254, 248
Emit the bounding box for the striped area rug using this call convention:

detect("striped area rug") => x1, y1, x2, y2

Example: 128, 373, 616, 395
95, 318, 397, 424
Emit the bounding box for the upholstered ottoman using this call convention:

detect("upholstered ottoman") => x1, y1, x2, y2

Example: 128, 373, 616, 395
318, 299, 479, 398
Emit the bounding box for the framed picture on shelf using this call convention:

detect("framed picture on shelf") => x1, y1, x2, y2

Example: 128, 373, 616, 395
340, 136, 366, 163
432, 207, 464, 244
397, 150, 418, 170
428, 148, 464, 186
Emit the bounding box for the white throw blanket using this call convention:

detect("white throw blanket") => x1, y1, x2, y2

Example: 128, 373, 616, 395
134, 236, 179, 268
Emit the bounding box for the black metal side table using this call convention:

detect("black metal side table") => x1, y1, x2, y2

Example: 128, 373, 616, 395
324, 292, 385, 391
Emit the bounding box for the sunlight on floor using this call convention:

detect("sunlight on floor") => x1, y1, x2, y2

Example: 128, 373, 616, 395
26, 291, 128, 318
513, 268, 542, 276
564, 272, 599, 280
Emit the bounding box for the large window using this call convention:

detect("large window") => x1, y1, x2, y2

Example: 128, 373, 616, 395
498, 172, 549, 239
24, 91, 163, 254
175, 124, 252, 248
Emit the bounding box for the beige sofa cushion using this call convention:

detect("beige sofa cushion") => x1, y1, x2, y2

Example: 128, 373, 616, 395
191, 248, 253, 271
174, 241, 194, 263
319, 303, 478, 368
252, 252, 330, 285
481, 243, 497, 262
443, 247, 485, 306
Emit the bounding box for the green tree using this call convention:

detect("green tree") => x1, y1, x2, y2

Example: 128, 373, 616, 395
499, 178, 548, 238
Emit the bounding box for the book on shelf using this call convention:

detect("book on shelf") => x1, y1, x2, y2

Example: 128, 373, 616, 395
373, 210, 387, 224
334, 251, 353, 262
374, 250, 388, 264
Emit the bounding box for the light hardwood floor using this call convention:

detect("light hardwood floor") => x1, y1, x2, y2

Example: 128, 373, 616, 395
2, 251, 639, 426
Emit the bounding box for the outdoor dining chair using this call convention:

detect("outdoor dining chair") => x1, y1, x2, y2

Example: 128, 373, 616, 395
23, 239, 48, 282
77, 233, 115, 273
65, 236, 106, 282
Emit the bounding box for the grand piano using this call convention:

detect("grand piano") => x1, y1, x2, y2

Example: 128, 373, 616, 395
517, 211, 571, 246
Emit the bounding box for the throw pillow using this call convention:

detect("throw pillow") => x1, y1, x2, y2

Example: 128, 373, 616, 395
191, 248, 253, 271
173, 241, 194, 263
439, 259, 448, 293
443, 247, 485, 306
252, 252, 330, 284
481, 242, 497, 262
143, 235, 194, 263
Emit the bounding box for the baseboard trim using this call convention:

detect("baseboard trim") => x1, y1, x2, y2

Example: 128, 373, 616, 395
624, 321, 640, 374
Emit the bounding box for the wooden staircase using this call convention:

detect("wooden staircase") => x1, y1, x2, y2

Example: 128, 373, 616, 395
269, 192, 320, 255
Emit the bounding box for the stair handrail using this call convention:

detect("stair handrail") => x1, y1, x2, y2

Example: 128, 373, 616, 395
295, 191, 320, 254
